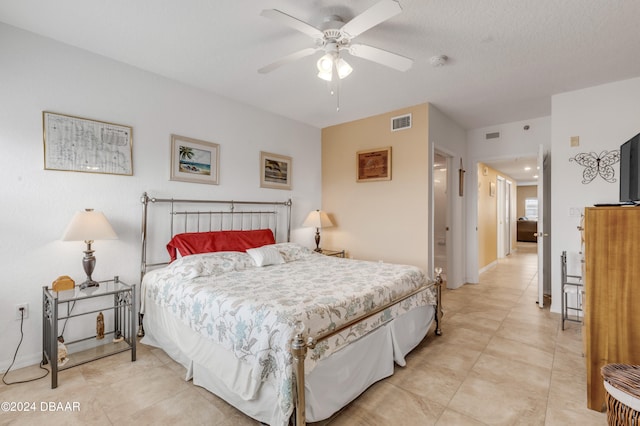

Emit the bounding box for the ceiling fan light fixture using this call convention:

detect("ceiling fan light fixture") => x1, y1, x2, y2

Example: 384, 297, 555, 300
336, 57, 352, 79
317, 69, 333, 81
317, 53, 334, 73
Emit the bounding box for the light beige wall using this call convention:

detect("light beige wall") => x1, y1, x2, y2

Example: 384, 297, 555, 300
321, 104, 430, 271
517, 185, 537, 218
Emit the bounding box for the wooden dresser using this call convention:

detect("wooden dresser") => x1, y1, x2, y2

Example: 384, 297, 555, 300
584, 206, 640, 411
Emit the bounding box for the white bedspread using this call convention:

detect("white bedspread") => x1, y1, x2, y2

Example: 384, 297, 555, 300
141, 243, 435, 426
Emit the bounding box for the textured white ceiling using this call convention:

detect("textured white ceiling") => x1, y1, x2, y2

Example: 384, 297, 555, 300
2, 0, 640, 129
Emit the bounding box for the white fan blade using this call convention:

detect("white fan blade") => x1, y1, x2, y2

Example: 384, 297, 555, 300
341, 0, 402, 39
349, 44, 413, 72
261, 9, 324, 40
258, 47, 320, 74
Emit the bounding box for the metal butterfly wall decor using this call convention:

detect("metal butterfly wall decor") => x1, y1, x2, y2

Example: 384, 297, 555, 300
569, 150, 620, 184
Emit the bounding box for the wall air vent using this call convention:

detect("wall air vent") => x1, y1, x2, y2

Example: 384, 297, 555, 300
485, 131, 501, 140
391, 113, 412, 131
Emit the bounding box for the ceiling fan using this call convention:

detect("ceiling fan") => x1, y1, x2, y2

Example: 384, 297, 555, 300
258, 0, 413, 82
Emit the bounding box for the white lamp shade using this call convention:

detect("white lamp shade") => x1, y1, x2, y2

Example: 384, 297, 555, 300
336, 57, 352, 79
317, 53, 333, 73
62, 209, 118, 241
317, 69, 333, 81
302, 210, 334, 229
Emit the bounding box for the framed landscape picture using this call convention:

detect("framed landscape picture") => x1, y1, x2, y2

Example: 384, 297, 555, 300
170, 134, 219, 185
260, 151, 292, 190
357, 146, 391, 182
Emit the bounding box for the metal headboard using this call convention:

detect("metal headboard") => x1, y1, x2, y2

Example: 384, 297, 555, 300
139, 192, 292, 282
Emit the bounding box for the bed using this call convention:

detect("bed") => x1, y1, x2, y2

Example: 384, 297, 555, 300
137, 193, 442, 425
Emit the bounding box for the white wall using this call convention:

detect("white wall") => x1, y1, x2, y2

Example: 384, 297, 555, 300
465, 116, 551, 283
0, 23, 321, 371
428, 105, 467, 288
550, 76, 640, 313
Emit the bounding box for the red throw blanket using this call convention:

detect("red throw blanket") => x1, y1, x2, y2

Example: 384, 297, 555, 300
166, 229, 275, 261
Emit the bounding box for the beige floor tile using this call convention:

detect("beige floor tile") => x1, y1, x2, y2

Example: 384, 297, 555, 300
118, 386, 231, 426
468, 352, 552, 399
99, 364, 192, 423
484, 335, 554, 371
448, 375, 548, 425
436, 408, 489, 425
389, 361, 467, 407
329, 380, 445, 426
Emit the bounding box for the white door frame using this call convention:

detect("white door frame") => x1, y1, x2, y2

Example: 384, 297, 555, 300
430, 143, 461, 287
497, 176, 506, 258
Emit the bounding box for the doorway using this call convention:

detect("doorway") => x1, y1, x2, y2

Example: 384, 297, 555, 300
469, 156, 539, 283
433, 151, 450, 281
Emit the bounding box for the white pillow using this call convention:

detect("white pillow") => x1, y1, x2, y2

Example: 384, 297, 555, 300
246, 246, 285, 267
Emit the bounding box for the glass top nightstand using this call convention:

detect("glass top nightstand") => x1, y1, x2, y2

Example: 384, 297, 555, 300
319, 249, 345, 258
42, 276, 136, 388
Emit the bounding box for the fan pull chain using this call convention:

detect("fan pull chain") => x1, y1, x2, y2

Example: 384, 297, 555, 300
325, 73, 340, 111
331, 61, 340, 111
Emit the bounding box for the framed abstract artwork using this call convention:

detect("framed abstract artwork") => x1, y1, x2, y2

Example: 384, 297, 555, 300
260, 151, 292, 190
357, 147, 391, 182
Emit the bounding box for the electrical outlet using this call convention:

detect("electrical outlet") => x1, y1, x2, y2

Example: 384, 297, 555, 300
16, 303, 28, 320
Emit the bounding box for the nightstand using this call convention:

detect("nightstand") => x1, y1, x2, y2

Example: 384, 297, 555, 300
320, 249, 345, 258
42, 276, 136, 388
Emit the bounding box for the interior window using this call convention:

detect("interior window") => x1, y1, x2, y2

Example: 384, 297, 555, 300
525, 198, 538, 220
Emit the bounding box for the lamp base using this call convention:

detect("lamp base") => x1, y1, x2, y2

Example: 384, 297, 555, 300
79, 279, 100, 290
314, 228, 321, 252
80, 244, 98, 290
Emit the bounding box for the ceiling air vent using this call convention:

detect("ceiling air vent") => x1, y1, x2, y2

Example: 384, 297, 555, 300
485, 131, 500, 140
391, 113, 412, 131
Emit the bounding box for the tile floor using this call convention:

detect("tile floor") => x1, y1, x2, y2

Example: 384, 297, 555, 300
0, 243, 607, 425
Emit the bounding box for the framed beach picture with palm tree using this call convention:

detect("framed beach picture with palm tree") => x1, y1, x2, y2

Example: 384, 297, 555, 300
170, 134, 219, 185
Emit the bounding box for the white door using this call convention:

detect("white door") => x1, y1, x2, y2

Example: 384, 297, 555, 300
432, 151, 450, 279
505, 180, 512, 255
537, 145, 548, 307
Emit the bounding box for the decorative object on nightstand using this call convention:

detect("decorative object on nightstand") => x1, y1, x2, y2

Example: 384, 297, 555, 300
57, 341, 69, 367
302, 209, 334, 252
96, 312, 104, 340
52, 275, 75, 292
62, 209, 118, 289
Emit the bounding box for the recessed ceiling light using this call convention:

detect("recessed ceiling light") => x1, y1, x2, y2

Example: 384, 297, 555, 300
524, 166, 531, 171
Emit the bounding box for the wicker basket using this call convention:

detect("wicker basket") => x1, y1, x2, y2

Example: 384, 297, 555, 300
602, 364, 640, 425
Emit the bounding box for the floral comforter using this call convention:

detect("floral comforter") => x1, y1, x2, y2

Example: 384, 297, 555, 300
141, 243, 436, 426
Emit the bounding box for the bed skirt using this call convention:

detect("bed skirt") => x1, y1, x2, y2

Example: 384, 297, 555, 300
141, 301, 434, 424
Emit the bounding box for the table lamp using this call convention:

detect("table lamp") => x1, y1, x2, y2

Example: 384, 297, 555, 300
302, 209, 333, 252
62, 209, 118, 289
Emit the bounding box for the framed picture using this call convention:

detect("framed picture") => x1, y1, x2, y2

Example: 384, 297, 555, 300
43, 111, 133, 175
357, 147, 391, 182
490, 181, 496, 197
170, 134, 219, 185
260, 151, 292, 190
